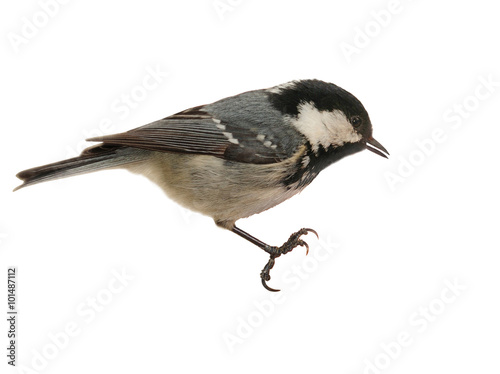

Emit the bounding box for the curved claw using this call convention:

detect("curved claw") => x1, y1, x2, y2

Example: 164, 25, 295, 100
302, 240, 310, 255
258, 228, 320, 292
300, 228, 318, 255
262, 277, 280, 292
260, 256, 280, 292
304, 228, 319, 240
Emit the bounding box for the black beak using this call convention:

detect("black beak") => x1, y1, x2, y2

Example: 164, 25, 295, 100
365, 137, 389, 159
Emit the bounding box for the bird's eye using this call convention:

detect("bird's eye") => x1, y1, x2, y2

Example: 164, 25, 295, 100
351, 116, 362, 128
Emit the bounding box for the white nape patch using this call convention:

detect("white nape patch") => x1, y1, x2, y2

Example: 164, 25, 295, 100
267, 81, 297, 94
263, 140, 272, 148
216, 124, 226, 130
256, 134, 266, 141
290, 102, 362, 153
212, 118, 221, 124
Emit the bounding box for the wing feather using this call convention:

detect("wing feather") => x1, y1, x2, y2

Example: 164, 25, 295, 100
87, 106, 295, 164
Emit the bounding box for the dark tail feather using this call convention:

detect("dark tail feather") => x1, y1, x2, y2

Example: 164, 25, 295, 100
14, 145, 148, 191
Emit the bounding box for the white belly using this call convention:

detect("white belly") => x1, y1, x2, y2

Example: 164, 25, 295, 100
125, 150, 308, 227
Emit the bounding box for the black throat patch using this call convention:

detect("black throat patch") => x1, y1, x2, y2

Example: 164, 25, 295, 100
283, 141, 366, 189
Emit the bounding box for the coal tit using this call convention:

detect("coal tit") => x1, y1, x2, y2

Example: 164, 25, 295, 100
15, 79, 388, 291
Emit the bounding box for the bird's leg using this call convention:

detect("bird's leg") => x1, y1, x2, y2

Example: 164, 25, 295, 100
232, 226, 319, 292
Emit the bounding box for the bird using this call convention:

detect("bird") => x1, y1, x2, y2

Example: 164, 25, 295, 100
15, 79, 388, 291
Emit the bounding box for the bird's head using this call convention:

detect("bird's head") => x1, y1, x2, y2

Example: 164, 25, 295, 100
267, 79, 389, 160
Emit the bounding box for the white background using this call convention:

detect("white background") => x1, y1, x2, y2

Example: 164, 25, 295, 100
1, 0, 499, 373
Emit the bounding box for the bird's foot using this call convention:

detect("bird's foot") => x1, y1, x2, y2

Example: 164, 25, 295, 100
260, 228, 318, 292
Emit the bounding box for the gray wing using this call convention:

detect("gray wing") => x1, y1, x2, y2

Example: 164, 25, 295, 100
87, 90, 305, 164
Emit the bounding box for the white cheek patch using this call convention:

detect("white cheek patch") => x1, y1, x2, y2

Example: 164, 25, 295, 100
290, 102, 362, 153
